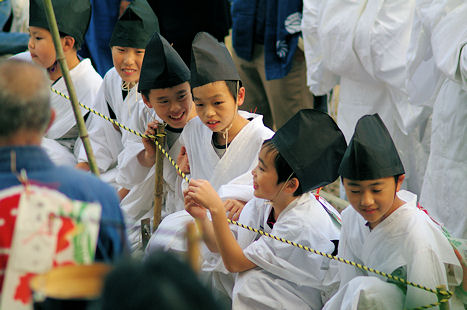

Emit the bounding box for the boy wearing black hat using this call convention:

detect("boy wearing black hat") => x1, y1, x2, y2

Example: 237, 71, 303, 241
11, 0, 101, 166
117, 32, 197, 252
185, 109, 346, 308
324, 114, 463, 309
76, 0, 158, 192
145, 32, 273, 293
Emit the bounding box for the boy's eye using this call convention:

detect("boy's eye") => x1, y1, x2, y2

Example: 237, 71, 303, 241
195, 103, 203, 107
214, 101, 223, 105
350, 190, 360, 194
157, 100, 169, 105
372, 189, 382, 193
178, 94, 186, 100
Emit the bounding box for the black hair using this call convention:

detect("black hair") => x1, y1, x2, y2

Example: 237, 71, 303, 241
225, 80, 242, 102
262, 139, 303, 197
101, 251, 224, 310
140, 89, 150, 99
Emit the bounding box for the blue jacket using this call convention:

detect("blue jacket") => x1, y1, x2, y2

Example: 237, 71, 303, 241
0, 146, 127, 261
231, 0, 303, 80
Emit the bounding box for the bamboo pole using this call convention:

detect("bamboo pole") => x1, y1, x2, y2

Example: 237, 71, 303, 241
185, 221, 200, 273
436, 285, 450, 310
152, 123, 166, 232
42, 0, 99, 176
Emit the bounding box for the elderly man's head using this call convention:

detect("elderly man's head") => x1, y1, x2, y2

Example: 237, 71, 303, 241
0, 60, 52, 144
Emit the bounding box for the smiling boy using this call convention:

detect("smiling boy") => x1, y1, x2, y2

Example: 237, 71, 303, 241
116, 32, 196, 252
146, 32, 274, 299
323, 114, 463, 309
11, 0, 101, 166
76, 0, 158, 191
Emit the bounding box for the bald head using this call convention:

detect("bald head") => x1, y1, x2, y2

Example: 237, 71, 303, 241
0, 60, 51, 140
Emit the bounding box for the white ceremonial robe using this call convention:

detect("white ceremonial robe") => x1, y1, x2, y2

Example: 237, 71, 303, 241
77, 67, 144, 186
116, 101, 185, 252
232, 193, 341, 310
146, 112, 273, 268
324, 190, 463, 310
419, 0, 467, 239
11, 52, 102, 166
305, 0, 437, 195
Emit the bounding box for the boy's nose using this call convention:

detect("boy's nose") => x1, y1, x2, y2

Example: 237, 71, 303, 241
360, 191, 374, 207
28, 38, 34, 50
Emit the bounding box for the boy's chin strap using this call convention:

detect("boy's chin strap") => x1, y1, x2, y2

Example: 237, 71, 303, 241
47, 61, 59, 73
219, 81, 241, 150
268, 172, 295, 205
121, 80, 138, 118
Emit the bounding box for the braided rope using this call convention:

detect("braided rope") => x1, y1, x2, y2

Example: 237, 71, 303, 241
51, 87, 453, 308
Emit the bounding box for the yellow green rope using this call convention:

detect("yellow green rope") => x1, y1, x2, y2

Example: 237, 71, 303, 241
51, 87, 453, 309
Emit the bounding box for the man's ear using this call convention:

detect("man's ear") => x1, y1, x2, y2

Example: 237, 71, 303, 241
236, 86, 246, 107
396, 174, 405, 192
141, 93, 152, 109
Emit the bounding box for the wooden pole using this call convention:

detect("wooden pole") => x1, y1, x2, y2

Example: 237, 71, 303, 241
185, 221, 200, 273
152, 123, 165, 232
436, 285, 450, 310
42, 0, 99, 176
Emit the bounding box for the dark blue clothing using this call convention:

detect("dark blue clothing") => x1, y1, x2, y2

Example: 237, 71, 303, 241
79, 0, 122, 76
231, 0, 303, 80
0, 146, 127, 261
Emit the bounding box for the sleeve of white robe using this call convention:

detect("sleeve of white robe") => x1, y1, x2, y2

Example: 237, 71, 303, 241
243, 207, 336, 289
337, 207, 367, 288
115, 104, 156, 188
301, 0, 340, 95
77, 83, 123, 171
430, 0, 467, 90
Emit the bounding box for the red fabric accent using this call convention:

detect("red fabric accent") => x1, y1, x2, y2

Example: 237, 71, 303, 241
13, 272, 35, 304
0, 194, 21, 248
55, 217, 74, 253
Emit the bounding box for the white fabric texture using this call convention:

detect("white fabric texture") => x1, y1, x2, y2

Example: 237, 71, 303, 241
232, 193, 341, 309
302, 0, 438, 195
419, 0, 467, 239
325, 190, 463, 309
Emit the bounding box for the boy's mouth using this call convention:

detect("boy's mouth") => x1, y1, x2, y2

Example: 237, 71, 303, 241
121, 68, 137, 75
206, 120, 220, 129
169, 112, 185, 121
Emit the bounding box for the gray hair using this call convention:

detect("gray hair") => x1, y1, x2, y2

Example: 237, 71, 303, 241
0, 60, 51, 138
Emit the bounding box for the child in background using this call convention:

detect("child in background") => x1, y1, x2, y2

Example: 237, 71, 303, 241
146, 32, 274, 300
116, 32, 196, 252
324, 114, 463, 309
75, 0, 158, 193
12, 0, 101, 166
185, 109, 346, 308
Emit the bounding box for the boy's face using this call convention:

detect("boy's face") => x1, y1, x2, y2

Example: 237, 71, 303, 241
28, 26, 57, 69
143, 82, 193, 129
111, 46, 145, 84
343, 176, 404, 228
251, 147, 282, 200
193, 81, 239, 133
